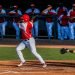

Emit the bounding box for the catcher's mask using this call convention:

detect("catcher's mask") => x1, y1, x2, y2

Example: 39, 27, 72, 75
21, 14, 30, 22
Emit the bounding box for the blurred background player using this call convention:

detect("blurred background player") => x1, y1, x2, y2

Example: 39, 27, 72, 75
16, 14, 47, 68
25, 3, 40, 38
58, 11, 70, 40
8, 5, 22, 40
68, 3, 75, 40
0, 4, 7, 38
56, 3, 68, 40
42, 4, 56, 39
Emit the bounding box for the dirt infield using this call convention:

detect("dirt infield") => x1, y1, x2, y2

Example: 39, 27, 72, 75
0, 60, 75, 75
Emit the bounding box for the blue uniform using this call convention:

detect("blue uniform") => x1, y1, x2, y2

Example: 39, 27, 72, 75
9, 10, 22, 39
0, 9, 7, 38
42, 9, 56, 39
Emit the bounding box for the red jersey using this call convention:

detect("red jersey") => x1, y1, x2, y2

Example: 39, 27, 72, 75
57, 8, 65, 17
61, 15, 69, 26
70, 10, 75, 22
46, 11, 56, 22
19, 21, 33, 40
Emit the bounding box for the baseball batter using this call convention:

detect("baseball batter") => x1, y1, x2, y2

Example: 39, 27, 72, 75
16, 14, 47, 68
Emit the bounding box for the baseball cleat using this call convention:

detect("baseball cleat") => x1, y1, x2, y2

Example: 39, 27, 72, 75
42, 64, 47, 68
17, 62, 25, 67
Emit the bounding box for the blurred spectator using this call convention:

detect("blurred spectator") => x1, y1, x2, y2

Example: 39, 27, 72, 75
25, 3, 40, 38
8, 5, 22, 40
0, 4, 7, 38
56, 3, 68, 40
42, 4, 56, 39
68, 3, 75, 40
58, 11, 70, 40
56, 3, 68, 17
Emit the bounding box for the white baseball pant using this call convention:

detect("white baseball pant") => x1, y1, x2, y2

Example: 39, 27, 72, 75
16, 37, 45, 64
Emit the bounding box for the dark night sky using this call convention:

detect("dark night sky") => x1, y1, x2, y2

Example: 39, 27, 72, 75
0, 0, 75, 10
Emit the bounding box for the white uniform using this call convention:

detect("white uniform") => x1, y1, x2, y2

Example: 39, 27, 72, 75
16, 21, 45, 64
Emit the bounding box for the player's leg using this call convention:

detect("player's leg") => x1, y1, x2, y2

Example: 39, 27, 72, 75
13, 22, 20, 40
2, 21, 7, 36
34, 21, 39, 38
16, 41, 26, 66
28, 37, 47, 67
46, 22, 51, 39
69, 23, 74, 40
57, 23, 62, 40
0, 23, 3, 38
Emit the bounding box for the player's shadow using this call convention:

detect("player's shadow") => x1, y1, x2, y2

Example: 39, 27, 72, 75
0, 63, 17, 68
0, 61, 75, 68
46, 61, 75, 68
22, 61, 75, 68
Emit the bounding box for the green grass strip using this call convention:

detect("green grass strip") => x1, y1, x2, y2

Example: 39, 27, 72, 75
0, 47, 75, 60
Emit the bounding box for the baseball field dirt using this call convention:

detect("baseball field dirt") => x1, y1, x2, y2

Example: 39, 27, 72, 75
0, 60, 75, 75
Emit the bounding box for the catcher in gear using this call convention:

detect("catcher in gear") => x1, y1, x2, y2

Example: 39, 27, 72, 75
60, 48, 75, 54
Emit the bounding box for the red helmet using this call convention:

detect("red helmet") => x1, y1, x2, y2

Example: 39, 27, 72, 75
21, 14, 30, 22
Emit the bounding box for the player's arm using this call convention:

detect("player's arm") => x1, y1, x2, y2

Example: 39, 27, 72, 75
42, 6, 52, 14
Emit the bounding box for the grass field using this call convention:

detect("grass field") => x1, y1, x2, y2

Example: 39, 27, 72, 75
0, 47, 75, 60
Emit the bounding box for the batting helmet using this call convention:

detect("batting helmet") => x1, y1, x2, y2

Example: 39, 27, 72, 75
21, 14, 30, 22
